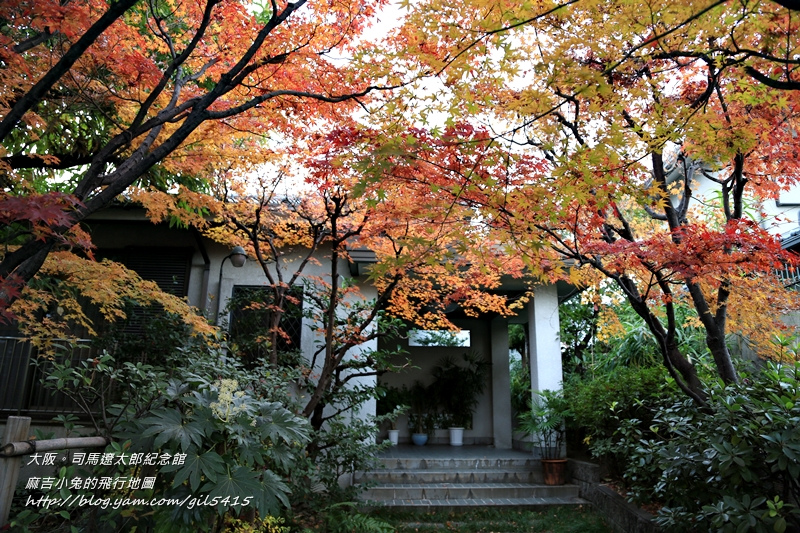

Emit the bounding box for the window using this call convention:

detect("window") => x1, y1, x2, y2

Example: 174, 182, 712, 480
408, 329, 471, 347
228, 285, 303, 364
98, 247, 193, 334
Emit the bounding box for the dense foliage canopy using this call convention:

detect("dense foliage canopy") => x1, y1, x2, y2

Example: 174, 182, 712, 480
353, 0, 800, 402
3, 0, 800, 403
0, 0, 403, 334
5, 0, 800, 530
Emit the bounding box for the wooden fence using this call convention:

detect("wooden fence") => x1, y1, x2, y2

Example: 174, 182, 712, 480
0, 337, 92, 418
0, 416, 107, 527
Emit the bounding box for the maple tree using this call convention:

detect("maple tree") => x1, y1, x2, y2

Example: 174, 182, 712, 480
360, 0, 800, 405
202, 129, 520, 438
0, 0, 403, 332
0, 0, 524, 486
5, 0, 799, 413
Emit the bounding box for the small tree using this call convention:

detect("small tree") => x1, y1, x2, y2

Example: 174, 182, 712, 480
213, 129, 521, 445
431, 352, 489, 428
517, 390, 568, 460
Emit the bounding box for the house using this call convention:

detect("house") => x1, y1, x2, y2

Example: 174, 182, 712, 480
1, 204, 572, 452
660, 151, 800, 358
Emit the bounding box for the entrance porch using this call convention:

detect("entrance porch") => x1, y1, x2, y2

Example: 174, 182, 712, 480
377, 282, 574, 449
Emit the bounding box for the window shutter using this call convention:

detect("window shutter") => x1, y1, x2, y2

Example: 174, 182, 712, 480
121, 248, 192, 296
98, 247, 193, 333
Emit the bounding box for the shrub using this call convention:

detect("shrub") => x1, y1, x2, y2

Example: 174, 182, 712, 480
509, 356, 531, 418
603, 361, 800, 532
323, 502, 393, 533
225, 515, 291, 532
562, 365, 677, 471
516, 390, 568, 459
24, 346, 310, 533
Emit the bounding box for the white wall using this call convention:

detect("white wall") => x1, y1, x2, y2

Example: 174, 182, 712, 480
88, 211, 384, 428
211, 242, 382, 447
666, 157, 800, 239
378, 318, 494, 444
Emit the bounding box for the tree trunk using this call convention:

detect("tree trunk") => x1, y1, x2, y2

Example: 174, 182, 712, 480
664, 340, 706, 403
686, 281, 738, 385
624, 282, 708, 406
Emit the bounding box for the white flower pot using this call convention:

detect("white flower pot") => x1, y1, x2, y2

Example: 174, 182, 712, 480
387, 429, 399, 445
449, 427, 464, 446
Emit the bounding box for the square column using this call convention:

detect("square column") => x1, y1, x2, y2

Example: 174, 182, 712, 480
527, 284, 563, 395
490, 318, 512, 449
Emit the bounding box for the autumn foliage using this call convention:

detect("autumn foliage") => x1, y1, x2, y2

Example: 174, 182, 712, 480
2, 0, 800, 406
352, 0, 800, 403
0, 0, 401, 336
199, 123, 527, 436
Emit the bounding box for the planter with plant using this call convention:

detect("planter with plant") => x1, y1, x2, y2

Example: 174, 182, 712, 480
432, 351, 489, 446
376, 385, 408, 445
517, 389, 569, 485
408, 381, 436, 445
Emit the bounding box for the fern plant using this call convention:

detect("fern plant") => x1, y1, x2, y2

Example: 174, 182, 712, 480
324, 502, 394, 533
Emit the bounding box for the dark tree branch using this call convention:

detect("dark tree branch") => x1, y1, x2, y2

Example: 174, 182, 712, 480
2, 153, 119, 170
0, 0, 141, 142
13, 30, 56, 53
745, 66, 800, 90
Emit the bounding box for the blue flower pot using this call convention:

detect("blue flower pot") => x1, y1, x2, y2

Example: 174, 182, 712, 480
411, 433, 428, 446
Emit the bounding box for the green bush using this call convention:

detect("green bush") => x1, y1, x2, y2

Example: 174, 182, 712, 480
22, 346, 311, 533
323, 502, 393, 533
558, 296, 714, 377
510, 356, 531, 418
25, 327, 398, 531
602, 361, 800, 532
562, 365, 676, 467
431, 352, 489, 428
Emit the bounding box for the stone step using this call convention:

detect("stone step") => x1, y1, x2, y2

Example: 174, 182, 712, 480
358, 447, 586, 510
354, 469, 539, 484
375, 457, 538, 471
360, 482, 580, 501
360, 495, 589, 510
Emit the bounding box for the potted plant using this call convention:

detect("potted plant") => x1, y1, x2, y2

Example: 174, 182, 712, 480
432, 352, 489, 446
517, 389, 569, 485
388, 427, 400, 446
376, 385, 408, 445
408, 381, 435, 445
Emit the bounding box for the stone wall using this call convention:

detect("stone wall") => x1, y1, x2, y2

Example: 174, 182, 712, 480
570, 459, 660, 533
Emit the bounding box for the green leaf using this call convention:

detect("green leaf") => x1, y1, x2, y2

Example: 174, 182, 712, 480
203, 466, 288, 515
250, 469, 291, 515
258, 402, 310, 445
164, 378, 190, 400
141, 408, 205, 451
167, 450, 226, 491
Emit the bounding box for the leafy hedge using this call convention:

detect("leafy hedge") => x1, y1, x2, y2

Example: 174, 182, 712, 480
563, 365, 674, 438
562, 365, 676, 474
591, 362, 800, 533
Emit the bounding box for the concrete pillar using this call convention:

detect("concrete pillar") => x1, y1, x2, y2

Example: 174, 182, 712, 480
527, 284, 563, 395
490, 318, 512, 449
348, 337, 378, 421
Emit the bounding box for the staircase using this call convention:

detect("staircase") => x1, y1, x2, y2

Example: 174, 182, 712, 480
356, 446, 586, 509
